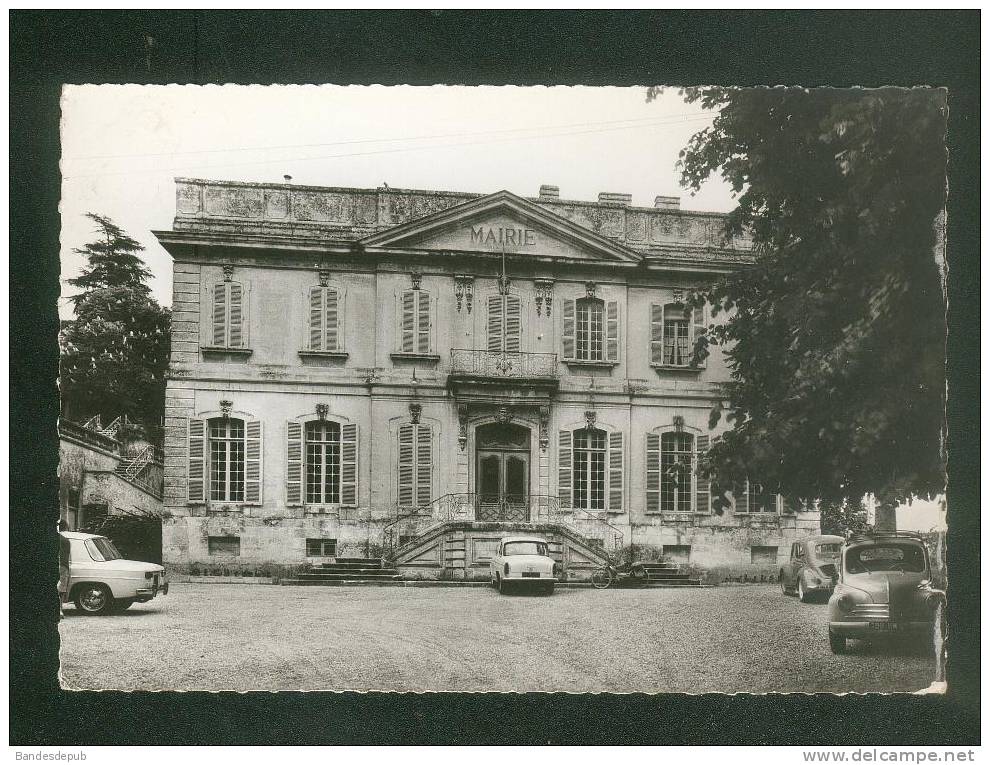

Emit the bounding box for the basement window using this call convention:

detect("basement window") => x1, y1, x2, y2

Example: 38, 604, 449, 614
306, 538, 337, 557
208, 536, 240, 557
751, 546, 778, 565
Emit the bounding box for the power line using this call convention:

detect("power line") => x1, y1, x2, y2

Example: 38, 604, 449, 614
63, 114, 714, 181
63, 111, 714, 161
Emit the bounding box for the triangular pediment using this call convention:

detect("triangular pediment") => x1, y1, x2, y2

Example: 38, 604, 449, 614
360, 190, 642, 263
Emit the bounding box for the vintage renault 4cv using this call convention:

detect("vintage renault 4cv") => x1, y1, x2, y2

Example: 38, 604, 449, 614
827, 532, 945, 654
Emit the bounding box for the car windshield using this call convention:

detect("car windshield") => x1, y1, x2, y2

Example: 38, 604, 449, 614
846, 544, 926, 574
503, 541, 548, 556
815, 543, 841, 558
84, 537, 123, 562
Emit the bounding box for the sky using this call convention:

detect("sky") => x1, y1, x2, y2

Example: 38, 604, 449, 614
58, 85, 735, 317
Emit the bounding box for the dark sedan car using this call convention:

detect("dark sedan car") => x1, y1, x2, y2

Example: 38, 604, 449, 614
779, 535, 844, 602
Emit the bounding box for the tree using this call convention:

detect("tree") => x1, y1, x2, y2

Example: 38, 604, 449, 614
654, 87, 947, 523
60, 214, 170, 442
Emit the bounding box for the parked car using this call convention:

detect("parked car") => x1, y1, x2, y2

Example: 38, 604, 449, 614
827, 532, 946, 655
490, 536, 557, 595
60, 531, 169, 615
780, 534, 844, 602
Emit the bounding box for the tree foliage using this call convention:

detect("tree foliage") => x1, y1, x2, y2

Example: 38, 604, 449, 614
60, 214, 170, 442
656, 87, 947, 514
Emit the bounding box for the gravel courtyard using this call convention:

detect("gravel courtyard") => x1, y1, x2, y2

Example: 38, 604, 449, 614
58, 583, 937, 693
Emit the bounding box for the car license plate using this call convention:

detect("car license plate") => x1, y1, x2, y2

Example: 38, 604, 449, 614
870, 622, 899, 632
522, 572, 539, 578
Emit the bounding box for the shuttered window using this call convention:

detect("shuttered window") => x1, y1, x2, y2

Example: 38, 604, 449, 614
307, 286, 341, 351
487, 294, 521, 352
305, 421, 341, 505
651, 302, 706, 368
737, 480, 778, 514
559, 428, 624, 512
400, 290, 432, 354
397, 423, 433, 508
562, 297, 619, 362
660, 432, 694, 513
209, 419, 243, 501
212, 281, 246, 348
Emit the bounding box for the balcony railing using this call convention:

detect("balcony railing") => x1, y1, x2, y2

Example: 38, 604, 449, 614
449, 349, 558, 379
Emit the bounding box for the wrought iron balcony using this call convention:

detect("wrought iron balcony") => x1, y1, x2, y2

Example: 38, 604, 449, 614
449, 349, 558, 380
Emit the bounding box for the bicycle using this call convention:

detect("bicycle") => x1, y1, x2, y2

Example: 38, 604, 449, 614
591, 561, 649, 589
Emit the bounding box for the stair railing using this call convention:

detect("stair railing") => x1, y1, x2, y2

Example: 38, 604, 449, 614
123, 445, 154, 480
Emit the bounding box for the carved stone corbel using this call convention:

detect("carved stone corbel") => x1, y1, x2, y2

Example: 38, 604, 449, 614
454, 275, 474, 313
495, 405, 513, 425
539, 406, 550, 451
584, 409, 597, 430
534, 278, 554, 316
457, 403, 469, 450
409, 402, 422, 424
222, 265, 234, 282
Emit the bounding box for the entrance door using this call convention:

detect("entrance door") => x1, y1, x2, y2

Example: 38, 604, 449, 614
475, 423, 530, 522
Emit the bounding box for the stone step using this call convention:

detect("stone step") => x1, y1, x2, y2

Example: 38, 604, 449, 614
313, 562, 387, 570
297, 572, 401, 581
310, 566, 397, 575
644, 579, 703, 587
333, 557, 382, 564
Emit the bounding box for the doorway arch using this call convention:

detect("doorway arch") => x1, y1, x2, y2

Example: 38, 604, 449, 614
475, 422, 531, 521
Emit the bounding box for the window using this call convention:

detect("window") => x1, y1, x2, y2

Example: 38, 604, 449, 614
558, 427, 624, 511
397, 422, 433, 508
66, 489, 80, 531
736, 480, 778, 514
751, 546, 778, 565
572, 427, 607, 510
650, 302, 706, 368
660, 432, 694, 513
307, 286, 341, 351
85, 537, 122, 562
208, 536, 240, 556
562, 297, 619, 363
575, 298, 605, 361
487, 294, 521, 352
209, 418, 245, 502
306, 538, 337, 557
212, 281, 246, 348
399, 289, 431, 354
306, 421, 341, 505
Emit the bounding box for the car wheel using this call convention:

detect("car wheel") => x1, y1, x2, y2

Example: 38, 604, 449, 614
544, 582, 555, 596
497, 576, 507, 595
798, 579, 811, 603
74, 584, 114, 616
780, 572, 790, 595
828, 629, 846, 654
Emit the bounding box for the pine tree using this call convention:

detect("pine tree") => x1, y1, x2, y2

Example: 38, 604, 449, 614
60, 214, 170, 443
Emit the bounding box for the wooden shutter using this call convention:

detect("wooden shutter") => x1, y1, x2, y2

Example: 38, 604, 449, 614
187, 418, 207, 503
487, 295, 503, 352
308, 287, 324, 350
415, 424, 432, 506
417, 291, 431, 354
561, 298, 576, 360
286, 421, 303, 506
606, 300, 620, 361
608, 431, 624, 512
504, 294, 521, 352
397, 424, 414, 506
557, 430, 572, 508
645, 433, 661, 513
650, 304, 664, 365
340, 423, 358, 505
400, 291, 415, 352
212, 283, 227, 346
228, 282, 243, 348
735, 481, 749, 514
325, 288, 339, 351
779, 495, 796, 514
695, 434, 710, 513
691, 303, 707, 367
244, 420, 262, 504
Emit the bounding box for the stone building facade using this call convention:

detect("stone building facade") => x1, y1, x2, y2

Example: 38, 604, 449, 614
155, 178, 819, 580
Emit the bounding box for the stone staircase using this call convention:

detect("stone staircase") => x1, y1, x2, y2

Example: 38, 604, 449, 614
281, 558, 402, 586
638, 560, 704, 587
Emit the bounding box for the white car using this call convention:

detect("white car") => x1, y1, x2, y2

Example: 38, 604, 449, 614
490, 536, 557, 595
60, 531, 169, 615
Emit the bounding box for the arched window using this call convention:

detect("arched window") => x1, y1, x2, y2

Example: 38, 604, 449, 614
573, 427, 607, 509
305, 421, 341, 505
209, 418, 245, 502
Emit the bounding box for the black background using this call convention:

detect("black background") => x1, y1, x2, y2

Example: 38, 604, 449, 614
10, 10, 980, 745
